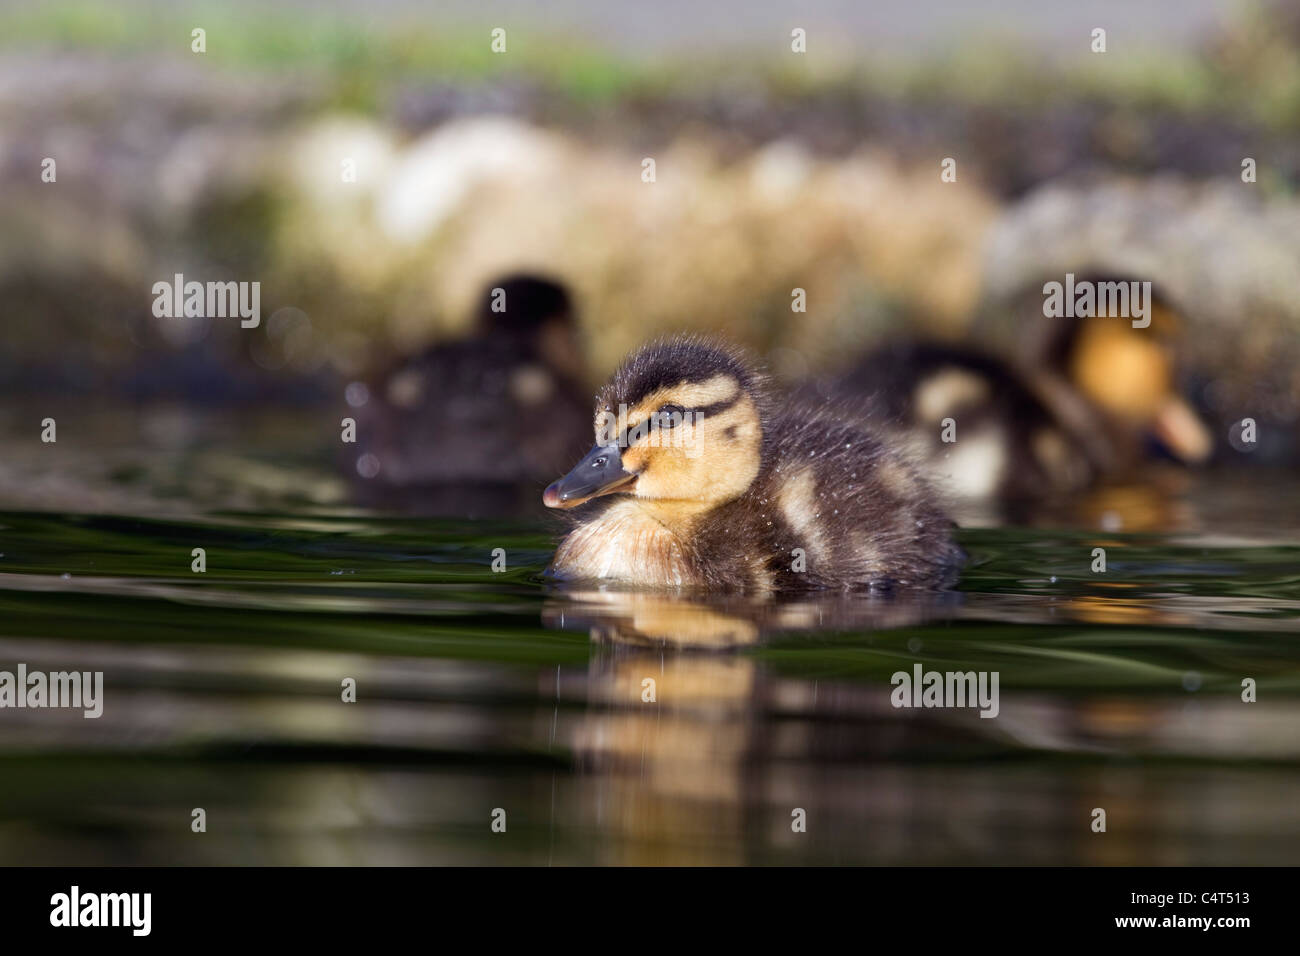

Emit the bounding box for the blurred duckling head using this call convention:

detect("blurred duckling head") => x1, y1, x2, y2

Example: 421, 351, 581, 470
1041, 279, 1212, 464
543, 339, 764, 513
474, 273, 583, 380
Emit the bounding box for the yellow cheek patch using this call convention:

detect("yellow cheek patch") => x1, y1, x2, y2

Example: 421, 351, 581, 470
625, 393, 763, 506
667, 402, 757, 464
621, 447, 647, 473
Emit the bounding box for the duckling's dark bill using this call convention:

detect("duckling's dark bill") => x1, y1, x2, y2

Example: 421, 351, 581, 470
543, 444, 636, 508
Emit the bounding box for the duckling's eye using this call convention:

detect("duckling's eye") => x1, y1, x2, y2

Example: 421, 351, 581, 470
655, 404, 686, 428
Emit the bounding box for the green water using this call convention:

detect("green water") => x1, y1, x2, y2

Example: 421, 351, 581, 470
1, 475, 1298, 865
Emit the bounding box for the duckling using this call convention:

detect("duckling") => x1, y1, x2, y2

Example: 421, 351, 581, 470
808, 341, 1102, 504
543, 337, 964, 591
1029, 280, 1211, 469
349, 274, 592, 498
812, 280, 1211, 505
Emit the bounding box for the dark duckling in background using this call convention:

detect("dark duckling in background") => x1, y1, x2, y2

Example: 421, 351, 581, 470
811, 280, 1211, 506
543, 337, 963, 591
813, 341, 1095, 503
348, 274, 592, 508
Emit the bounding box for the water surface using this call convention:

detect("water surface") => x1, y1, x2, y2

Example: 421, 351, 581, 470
1, 463, 1297, 864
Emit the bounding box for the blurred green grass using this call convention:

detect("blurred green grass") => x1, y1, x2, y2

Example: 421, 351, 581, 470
0, 1, 659, 107
5, 0, 1300, 125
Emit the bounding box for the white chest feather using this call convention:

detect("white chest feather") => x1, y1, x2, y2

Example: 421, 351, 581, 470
551, 502, 694, 587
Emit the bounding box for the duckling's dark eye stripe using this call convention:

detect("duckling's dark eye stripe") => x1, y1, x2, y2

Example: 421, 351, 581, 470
612, 394, 740, 446
688, 395, 741, 418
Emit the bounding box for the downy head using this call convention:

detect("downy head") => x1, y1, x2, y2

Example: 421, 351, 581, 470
543, 339, 765, 514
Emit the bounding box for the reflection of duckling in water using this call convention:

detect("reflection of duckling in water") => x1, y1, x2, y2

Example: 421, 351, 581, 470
812, 281, 1211, 506
543, 337, 963, 591
544, 587, 959, 648
350, 274, 591, 495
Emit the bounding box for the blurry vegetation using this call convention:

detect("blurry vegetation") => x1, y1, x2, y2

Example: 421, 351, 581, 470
5, 1, 1300, 124
3, 0, 1300, 405
0, 2, 658, 107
